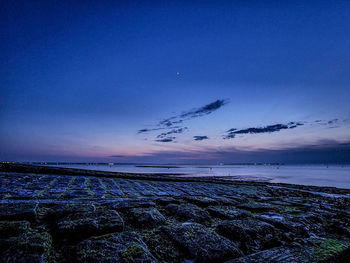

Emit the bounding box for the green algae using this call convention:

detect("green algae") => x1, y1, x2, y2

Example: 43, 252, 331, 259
60, 176, 76, 198
314, 238, 350, 261
34, 178, 58, 199
121, 243, 145, 263
139, 228, 184, 262
84, 177, 96, 198
283, 206, 298, 213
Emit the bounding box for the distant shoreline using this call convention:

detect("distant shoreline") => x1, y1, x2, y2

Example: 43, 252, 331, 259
1, 163, 350, 193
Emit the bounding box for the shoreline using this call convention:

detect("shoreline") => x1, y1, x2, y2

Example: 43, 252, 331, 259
1, 163, 350, 262
2, 163, 350, 194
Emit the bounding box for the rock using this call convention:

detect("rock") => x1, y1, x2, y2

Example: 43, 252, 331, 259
0, 202, 37, 221
56, 209, 124, 240
0, 220, 30, 238
207, 206, 250, 220
36, 202, 95, 221
326, 221, 350, 237
311, 238, 350, 262
184, 196, 219, 206
214, 196, 240, 206
0, 220, 52, 262
162, 222, 242, 263
129, 207, 166, 227
255, 214, 308, 237
2, 168, 350, 263
154, 197, 179, 205
76, 231, 157, 263
216, 219, 278, 252
225, 247, 298, 263
237, 202, 275, 212
110, 198, 156, 209
165, 203, 210, 223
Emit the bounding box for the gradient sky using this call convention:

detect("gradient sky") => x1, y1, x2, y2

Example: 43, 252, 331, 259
1, 0, 350, 163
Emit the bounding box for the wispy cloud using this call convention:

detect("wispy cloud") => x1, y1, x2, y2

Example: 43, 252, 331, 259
312, 118, 341, 126
193, 135, 209, 141
138, 99, 229, 142
224, 122, 304, 139
179, 99, 229, 119
156, 127, 188, 139
327, 118, 339, 124
160, 99, 229, 127
155, 137, 176, 143
138, 127, 167, 134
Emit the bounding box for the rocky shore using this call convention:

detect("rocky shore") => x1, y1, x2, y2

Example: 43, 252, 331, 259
0, 163, 350, 262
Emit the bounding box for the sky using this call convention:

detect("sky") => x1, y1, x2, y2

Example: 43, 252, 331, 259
1, 0, 350, 164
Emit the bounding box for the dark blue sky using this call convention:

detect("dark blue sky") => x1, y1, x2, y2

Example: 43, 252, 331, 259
1, 0, 350, 163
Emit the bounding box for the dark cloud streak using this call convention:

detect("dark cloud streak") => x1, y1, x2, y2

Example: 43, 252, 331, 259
138, 99, 229, 142
156, 127, 188, 139
193, 136, 209, 141
224, 122, 304, 139
157, 99, 229, 128
155, 137, 176, 142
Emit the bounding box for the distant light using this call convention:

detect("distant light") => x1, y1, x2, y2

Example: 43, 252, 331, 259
176, 72, 180, 75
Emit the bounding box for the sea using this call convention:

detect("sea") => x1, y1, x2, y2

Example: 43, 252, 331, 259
43, 163, 350, 189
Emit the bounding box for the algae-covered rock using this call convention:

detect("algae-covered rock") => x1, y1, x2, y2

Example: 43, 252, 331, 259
110, 198, 156, 210
254, 214, 308, 237
237, 202, 275, 212
154, 197, 180, 205
57, 209, 124, 240
0, 220, 30, 238
207, 206, 250, 220
76, 231, 157, 263
162, 222, 242, 263
184, 196, 219, 206
225, 247, 298, 263
216, 219, 278, 252
129, 207, 166, 227
0, 220, 52, 262
165, 203, 210, 223
312, 238, 350, 262
36, 202, 95, 221
0, 202, 37, 221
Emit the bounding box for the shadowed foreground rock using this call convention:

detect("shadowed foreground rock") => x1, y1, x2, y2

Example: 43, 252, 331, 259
162, 222, 242, 262
0, 163, 350, 262
76, 232, 157, 263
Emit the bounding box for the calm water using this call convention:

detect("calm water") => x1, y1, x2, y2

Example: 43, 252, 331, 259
46, 164, 350, 189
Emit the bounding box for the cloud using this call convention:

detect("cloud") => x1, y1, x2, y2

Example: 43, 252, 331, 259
193, 136, 209, 141
155, 137, 176, 142
312, 118, 342, 126
109, 155, 125, 158
224, 122, 304, 139
151, 99, 229, 129
159, 119, 183, 127
156, 127, 188, 139
138, 99, 229, 141
179, 99, 229, 119
327, 118, 339, 124
138, 127, 166, 134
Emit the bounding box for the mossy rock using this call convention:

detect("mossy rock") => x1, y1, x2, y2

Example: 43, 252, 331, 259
0, 220, 52, 262
129, 207, 166, 227
121, 243, 146, 263
76, 231, 157, 263
56, 209, 124, 240
162, 222, 242, 263
313, 238, 350, 262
